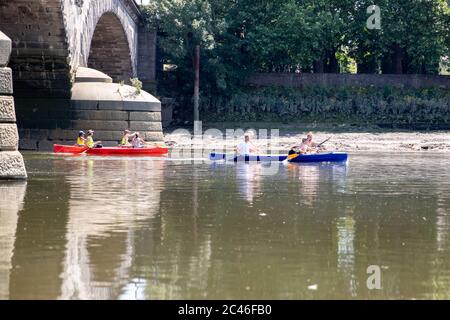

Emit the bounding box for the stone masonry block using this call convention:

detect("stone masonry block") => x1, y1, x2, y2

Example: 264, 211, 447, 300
71, 120, 129, 131
142, 131, 164, 141
0, 31, 12, 67
0, 124, 19, 151
72, 110, 128, 121
0, 151, 27, 179
89, 130, 123, 141
129, 121, 163, 132
19, 138, 38, 151
0, 67, 13, 94
129, 111, 161, 122
0, 96, 16, 122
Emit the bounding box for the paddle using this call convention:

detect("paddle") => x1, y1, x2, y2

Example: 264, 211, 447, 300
144, 141, 165, 148
283, 136, 332, 163
316, 136, 332, 148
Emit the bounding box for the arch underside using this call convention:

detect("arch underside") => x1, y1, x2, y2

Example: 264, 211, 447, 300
0, 0, 72, 130
88, 12, 133, 83
0, 0, 71, 98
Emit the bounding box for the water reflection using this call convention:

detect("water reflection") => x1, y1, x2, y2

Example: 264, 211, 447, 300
3, 153, 450, 299
0, 182, 27, 300
236, 163, 263, 204
336, 215, 357, 297
57, 158, 166, 300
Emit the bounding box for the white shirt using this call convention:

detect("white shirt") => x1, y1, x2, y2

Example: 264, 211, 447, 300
132, 137, 144, 148
237, 141, 255, 155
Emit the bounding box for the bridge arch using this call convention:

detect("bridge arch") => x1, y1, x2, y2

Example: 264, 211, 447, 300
0, 0, 161, 150
63, 0, 139, 78
87, 12, 133, 82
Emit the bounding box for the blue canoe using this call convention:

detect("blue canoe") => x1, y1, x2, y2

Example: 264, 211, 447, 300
210, 153, 288, 162
210, 152, 348, 163
288, 152, 348, 163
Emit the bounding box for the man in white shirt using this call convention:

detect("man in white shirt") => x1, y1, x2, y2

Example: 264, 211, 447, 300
236, 134, 257, 155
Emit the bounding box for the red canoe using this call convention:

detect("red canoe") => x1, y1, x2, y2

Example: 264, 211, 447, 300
53, 145, 87, 154
86, 146, 168, 156
53, 144, 168, 156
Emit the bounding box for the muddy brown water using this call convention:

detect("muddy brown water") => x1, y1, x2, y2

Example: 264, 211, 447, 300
0, 152, 449, 299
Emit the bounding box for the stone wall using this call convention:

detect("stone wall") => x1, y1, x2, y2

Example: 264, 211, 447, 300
138, 27, 157, 92
18, 67, 163, 151
0, 31, 27, 179
0, 0, 154, 140
247, 73, 450, 89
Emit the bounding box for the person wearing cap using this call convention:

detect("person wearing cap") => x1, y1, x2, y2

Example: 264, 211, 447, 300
120, 129, 136, 146
76, 131, 86, 147
86, 130, 102, 148
236, 133, 257, 155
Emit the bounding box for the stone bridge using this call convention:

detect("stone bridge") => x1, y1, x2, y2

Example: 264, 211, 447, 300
0, 0, 160, 150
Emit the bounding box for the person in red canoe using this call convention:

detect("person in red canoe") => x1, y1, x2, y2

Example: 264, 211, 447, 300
86, 130, 102, 148
120, 129, 137, 147
76, 131, 86, 147
131, 132, 145, 148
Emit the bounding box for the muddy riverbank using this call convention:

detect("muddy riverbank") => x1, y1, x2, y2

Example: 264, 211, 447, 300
164, 123, 450, 153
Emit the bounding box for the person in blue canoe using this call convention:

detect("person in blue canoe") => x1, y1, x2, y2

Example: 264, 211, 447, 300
288, 138, 311, 159
305, 132, 319, 148
237, 133, 258, 155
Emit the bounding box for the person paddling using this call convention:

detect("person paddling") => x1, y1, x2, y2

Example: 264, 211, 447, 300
76, 131, 86, 147
305, 132, 319, 148
131, 132, 145, 148
86, 130, 102, 148
288, 138, 314, 159
120, 129, 135, 146
290, 138, 309, 154
236, 133, 257, 155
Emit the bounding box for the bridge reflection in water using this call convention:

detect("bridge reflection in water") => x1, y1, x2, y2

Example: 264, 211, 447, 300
0, 182, 27, 300
0, 156, 165, 300
59, 158, 165, 300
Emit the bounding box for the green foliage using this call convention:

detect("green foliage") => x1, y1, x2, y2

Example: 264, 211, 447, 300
346, 0, 450, 74
130, 78, 143, 95
200, 86, 450, 124
141, 1, 450, 121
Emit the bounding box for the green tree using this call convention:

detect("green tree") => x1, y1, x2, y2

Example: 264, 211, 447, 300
346, 0, 449, 74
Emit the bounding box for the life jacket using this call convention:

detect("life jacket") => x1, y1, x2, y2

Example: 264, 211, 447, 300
121, 136, 128, 145
86, 136, 94, 148
77, 137, 85, 146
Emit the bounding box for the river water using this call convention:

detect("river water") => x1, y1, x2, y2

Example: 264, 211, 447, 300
1, 152, 450, 299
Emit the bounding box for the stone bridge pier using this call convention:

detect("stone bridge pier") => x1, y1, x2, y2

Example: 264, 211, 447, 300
0, 0, 160, 150
0, 31, 27, 179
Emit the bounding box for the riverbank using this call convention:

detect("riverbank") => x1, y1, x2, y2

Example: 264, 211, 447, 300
164, 123, 450, 152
